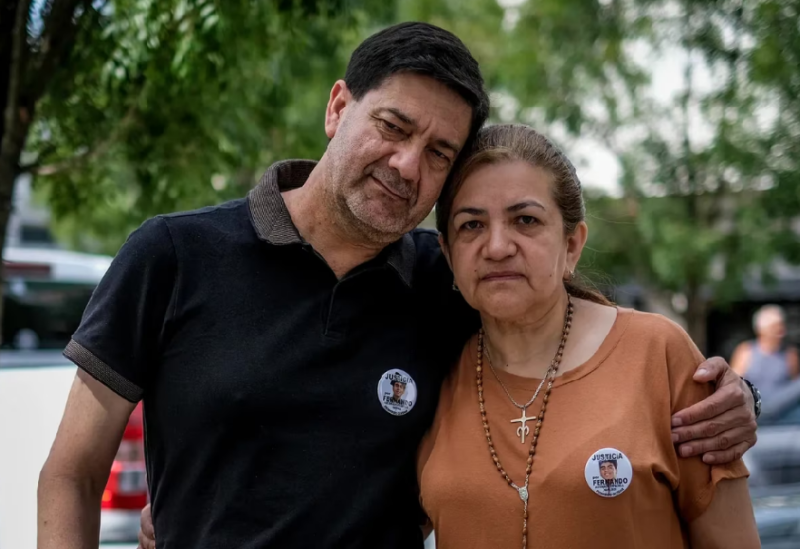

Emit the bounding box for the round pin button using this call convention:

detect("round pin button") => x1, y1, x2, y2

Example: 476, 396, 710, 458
584, 447, 633, 498
377, 369, 417, 416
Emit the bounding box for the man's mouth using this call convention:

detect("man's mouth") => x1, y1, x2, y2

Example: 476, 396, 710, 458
370, 175, 410, 201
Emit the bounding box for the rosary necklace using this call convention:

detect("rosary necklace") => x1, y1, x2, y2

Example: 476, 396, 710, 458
476, 295, 573, 549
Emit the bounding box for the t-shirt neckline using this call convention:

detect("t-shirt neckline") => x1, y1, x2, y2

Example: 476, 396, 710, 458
470, 307, 633, 392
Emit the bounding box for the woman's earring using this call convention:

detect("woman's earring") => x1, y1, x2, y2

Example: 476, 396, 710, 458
564, 270, 575, 281
452, 282, 460, 292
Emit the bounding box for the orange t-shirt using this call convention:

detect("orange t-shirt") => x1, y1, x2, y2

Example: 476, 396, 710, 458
417, 309, 748, 549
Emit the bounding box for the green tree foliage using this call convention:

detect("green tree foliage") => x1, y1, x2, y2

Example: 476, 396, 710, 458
26, 0, 390, 252
581, 0, 800, 349
3, 0, 799, 350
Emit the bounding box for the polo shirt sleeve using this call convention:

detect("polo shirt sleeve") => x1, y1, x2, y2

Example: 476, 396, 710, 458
63, 216, 177, 403
663, 319, 750, 523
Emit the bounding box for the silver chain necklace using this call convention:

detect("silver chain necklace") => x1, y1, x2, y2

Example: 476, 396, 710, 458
484, 296, 572, 444
486, 345, 552, 410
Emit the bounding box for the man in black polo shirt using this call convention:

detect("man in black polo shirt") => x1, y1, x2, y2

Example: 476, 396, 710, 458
39, 22, 758, 549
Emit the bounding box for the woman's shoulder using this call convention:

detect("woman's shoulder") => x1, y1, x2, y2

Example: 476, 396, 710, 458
617, 310, 707, 398
620, 309, 701, 353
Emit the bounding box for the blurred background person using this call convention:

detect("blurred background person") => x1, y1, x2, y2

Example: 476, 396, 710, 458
732, 305, 799, 400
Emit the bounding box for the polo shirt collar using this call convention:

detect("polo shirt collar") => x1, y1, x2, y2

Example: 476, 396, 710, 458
247, 159, 415, 287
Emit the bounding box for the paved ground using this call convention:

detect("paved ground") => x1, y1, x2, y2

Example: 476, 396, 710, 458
0, 350, 70, 369
0, 365, 76, 548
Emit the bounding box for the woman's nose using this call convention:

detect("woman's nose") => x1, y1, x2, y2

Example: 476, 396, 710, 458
483, 226, 516, 260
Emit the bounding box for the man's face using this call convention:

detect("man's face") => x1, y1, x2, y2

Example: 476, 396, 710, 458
759, 310, 786, 340
393, 382, 406, 399
600, 462, 617, 481
323, 73, 473, 243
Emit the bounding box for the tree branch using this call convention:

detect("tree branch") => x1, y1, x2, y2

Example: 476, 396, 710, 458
1, 0, 31, 167
25, 99, 139, 177
24, 0, 88, 101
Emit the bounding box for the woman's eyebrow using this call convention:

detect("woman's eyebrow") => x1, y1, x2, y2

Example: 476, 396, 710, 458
453, 207, 486, 217
507, 200, 546, 213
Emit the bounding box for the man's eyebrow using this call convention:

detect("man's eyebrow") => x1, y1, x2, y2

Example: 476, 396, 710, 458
379, 108, 460, 156
507, 201, 546, 213
380, 107, 416, 126
434, 138, 460, 156
453, 207, 485, 217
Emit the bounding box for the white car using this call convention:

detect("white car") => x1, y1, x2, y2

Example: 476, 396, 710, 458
0, 360, 142, 549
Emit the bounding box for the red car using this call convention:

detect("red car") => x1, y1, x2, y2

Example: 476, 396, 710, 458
100, 402, 148, 542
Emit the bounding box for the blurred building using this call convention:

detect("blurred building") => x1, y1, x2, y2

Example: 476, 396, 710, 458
4, 173, 58, 249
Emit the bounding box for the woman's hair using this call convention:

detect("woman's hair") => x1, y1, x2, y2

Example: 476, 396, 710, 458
436, 123, 611, 306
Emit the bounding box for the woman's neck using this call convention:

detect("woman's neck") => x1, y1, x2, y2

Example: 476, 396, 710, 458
481, 291, 572, 379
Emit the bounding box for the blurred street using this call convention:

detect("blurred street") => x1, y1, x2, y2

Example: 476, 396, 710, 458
0, 350, 69, 369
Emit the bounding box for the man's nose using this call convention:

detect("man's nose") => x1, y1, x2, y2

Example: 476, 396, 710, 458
387, 143, 422, 183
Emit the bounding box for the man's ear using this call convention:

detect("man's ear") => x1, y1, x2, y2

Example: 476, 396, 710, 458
438, 233, 454, 272
325, 80, 353, 139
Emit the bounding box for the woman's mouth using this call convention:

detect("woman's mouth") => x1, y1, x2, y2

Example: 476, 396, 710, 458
481, 271, 524, 282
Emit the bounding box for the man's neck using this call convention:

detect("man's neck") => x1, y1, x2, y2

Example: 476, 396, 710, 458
281, 163, 389, 279
757, 336, 783, 354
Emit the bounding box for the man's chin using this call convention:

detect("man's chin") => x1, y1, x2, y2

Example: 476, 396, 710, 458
349, 209, 417, 241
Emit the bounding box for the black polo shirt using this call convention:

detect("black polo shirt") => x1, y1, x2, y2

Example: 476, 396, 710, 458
65, 160, 475, 549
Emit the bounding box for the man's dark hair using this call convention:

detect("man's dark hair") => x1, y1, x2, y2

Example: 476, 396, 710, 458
344, 22, 490, 153
599, 459, 617, 469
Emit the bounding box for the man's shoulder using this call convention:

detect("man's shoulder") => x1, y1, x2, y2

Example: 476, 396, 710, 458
117, 198, 253, 264
159, 197, 249, 227
410, 228, 445, 272
156, 197, 253, 244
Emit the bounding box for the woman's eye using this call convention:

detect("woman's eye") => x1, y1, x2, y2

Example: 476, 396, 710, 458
517, 215, 538, 226
461, 220, 482, 231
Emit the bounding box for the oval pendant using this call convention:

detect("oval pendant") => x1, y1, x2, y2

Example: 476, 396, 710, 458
518, 487, 529, 502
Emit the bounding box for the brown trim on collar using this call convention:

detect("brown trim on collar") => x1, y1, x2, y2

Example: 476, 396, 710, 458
248, 159, 315, 245
247, 159, 415, 286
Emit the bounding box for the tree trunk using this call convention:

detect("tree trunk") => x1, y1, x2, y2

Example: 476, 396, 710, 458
0, 0, 30, 346
0, 0, 89, 345
0, 158, 18, 342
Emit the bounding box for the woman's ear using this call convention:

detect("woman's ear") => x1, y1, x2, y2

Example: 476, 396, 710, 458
566, 221, 588, 274
438, 233, 454, 272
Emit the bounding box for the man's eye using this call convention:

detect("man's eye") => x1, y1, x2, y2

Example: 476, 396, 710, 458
381, 120, 402, 133
517, 215, 538, 226
431, 149, 448, 161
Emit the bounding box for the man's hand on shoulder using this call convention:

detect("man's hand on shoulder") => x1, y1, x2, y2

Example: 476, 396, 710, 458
670, 357, 757, 464
137, 504, 155, 549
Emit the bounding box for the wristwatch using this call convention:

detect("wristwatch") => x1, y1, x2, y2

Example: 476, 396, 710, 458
741, 377, 762, 419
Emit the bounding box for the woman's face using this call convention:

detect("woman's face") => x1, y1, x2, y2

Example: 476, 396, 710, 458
442, 160, 587, 321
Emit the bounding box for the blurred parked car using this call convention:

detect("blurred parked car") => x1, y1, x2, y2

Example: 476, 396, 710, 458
745, 380, 800, 547
0, 361, 141, 548
2, 247, 111, 350
100, 402, 148, 543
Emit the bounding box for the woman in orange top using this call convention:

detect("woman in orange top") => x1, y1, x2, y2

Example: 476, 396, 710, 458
417, 124, 760, 548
